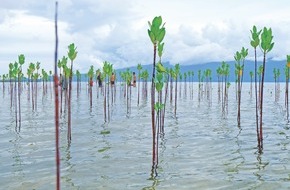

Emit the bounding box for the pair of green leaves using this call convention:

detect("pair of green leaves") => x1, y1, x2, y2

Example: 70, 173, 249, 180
155, 72, 164, 92
251, 26, 274, 53
154, 102, 164, 111
234, 47, 248, 63
58, 56, 68, 69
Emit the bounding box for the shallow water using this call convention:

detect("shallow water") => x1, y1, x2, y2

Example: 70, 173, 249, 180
1, 82, 290, 190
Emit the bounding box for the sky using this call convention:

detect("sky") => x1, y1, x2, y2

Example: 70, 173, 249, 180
1, 0, 290, 75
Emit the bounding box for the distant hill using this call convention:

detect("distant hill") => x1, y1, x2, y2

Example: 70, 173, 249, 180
78, 60, 287, 82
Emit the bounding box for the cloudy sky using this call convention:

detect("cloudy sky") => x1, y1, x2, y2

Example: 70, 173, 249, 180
1, 0, 290, 75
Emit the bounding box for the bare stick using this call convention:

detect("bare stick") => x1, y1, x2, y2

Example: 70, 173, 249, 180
54, 2, 60, 190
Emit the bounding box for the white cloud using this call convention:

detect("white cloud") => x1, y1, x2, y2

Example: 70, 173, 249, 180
1, 0, 290, 75
0, 9, 73, 75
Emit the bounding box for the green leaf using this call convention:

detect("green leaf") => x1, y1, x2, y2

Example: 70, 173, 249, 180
157, 72, 163, 81
287, 55, 290, 62
155, 82, 164, 92
158, 42, 164, 58
18, 54, 25, 65
137, 63, 142, 71
154, 101, 164, 111
152, 16, 162, 29
268, 42, 274, 52
156, 62, 166, 73
157, 28, 166, 43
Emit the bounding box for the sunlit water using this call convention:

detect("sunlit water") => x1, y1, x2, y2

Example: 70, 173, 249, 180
0, 82, 290, 190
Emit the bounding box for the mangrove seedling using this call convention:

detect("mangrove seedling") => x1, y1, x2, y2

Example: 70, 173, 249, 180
67, 43, 78, 142
250, 25, 262, 149
148, 15, 166, 169
259, 27, 274, 149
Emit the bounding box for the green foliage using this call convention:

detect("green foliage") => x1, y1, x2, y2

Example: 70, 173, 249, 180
36, 62, 40, 71
158, 42, 164, 58
250, 25, 262, 48
154, 102, 164, 111
241, 47, 248, 58
102, 61, 113, 79
68, 43, 78, 61
249, 71, 254, 78
156, 61, 166, 73
287, 55, 290, 63
18, 54, 25, 65
76, 70, 81, 77
174, 64, 180, 78
148, 16, 166, 45
221, 61, 230, 77
88, 65, 94, 78
285, 66, 289, 79
261, 27, 274, 53
257, 65, 263, 76
273, 68, 280, 80
140, 70, 149, 80
154, 72, 164, 92
137, 63, 143, 71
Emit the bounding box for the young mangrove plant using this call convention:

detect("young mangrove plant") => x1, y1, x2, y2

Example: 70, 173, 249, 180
29, 63, 36, 110
148, 15, 166, 169
179, 73, 182, 99
88, 65, 94, 110
10, 62, 18, 128
174, 64, 180, 117
220, 61, 230, 114
137, 63, 142, 106
2, 74, 7, 96
67, 43, 78, 143
41, 69, 49, 96
76, 70, 81, 98
169, 68, 174, 103
140, 70, 149, 99
34, 62, 41, 110
217, 67, 222, 103
273, 68, 280, 102
285, 55, 290, 121
250, 25, 262, 149
102, 61, 113, 122
125, 69, 133, 115
235, 47, 248, 126
17, 54, 25, 129
259, 27, 274, 149
183, 72, 187, 97
204, 69, 212, 103
198, 70, 202, 101
190, 71, 194, 99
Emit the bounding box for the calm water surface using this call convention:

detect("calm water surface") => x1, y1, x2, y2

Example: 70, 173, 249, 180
0, 82, 290, 190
